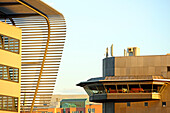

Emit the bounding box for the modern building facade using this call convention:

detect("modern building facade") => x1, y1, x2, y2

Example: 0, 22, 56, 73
50, 95, 89, 108
49, 94, 102, 108
77, 47, 170, 113
0, 21, 21, 113
36, 98, 102, 113
0, 0, 66, 112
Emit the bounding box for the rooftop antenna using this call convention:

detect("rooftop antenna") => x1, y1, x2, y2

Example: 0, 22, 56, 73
106, 47, 108, 58
124, 49, 127, 56
111, 44, 113, 57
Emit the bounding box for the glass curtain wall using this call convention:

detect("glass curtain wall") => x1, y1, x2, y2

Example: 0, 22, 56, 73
83, 83, 164, 95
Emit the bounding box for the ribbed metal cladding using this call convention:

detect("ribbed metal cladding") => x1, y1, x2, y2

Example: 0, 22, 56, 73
12, 15, 66, 111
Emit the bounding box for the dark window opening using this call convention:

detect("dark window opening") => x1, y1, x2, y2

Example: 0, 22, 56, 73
167, 67, 170, 72
144, 102, 148, 106
162, 102, 166, 107
127, 102, 130, 107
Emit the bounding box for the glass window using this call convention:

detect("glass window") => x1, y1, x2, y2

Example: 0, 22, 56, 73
144, 102, 148, 106
153, 85, 163, 93
3, 66, 8, 80
105, 85, 117, 93
84, 86, 93, 96
127, 102, 130, 107
167, 66, 170, 72
129, 84, 142, 93
0, 64, 19, 82
88, 108, 91, 113
0, 95, 18, 112
96, 84, 105, 94
162, 102, 166, 107
0, 34, 19, 54
92, 108, 95, 113
88, 85, 99, 94
140, 84, 152, 93
0, 35, 3, 48
117, 85, 128, 93
103, 84, 164, 94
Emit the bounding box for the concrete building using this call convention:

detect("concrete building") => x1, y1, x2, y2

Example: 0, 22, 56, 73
0, 0, 66, 112
37, 98, 102, 113
50, 95, 89, 108
77, 47, 170, 113
0, 21, 21, 112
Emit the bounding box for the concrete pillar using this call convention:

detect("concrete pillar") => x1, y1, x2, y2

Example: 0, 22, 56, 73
103, 102, 115, 113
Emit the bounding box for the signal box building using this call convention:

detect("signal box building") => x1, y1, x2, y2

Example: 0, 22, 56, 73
77, 47, 170, 113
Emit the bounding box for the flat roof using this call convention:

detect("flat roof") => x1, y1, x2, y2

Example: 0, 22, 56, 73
77, 75, 170, 86
104, 54, 170, 59
61, 99, 87, 102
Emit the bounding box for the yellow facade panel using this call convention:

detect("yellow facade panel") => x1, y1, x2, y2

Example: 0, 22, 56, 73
0, 111, 18, 113
0, 20, 21, 113
0, 22, 21, 40
0, 49, 21, 68
0, 80, 20, 97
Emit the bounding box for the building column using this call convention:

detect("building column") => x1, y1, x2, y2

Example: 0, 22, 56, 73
103, 102, 115, 113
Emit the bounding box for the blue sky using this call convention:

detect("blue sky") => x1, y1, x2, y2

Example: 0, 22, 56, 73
42, 0, 170, 94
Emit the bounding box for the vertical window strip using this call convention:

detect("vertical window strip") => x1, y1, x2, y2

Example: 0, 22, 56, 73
0, 35, 3, 48
0, 34, 19, 54
0, 64, 19, 82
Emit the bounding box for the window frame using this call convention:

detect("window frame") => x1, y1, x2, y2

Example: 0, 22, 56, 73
0, 64, 19, 83
0, 34, 20, 54
0, 94, 18, 112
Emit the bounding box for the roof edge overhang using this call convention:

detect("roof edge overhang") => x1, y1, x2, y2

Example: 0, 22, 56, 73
77, 78, 170, 87
0, 0, 65, 19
